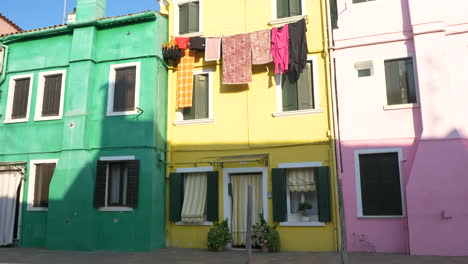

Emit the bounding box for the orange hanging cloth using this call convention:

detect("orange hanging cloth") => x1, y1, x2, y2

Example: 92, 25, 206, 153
176, 49, 196, 108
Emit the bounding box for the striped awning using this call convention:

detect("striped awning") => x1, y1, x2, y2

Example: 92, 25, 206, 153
181, 172, 207, 223
288, 168, 315, 192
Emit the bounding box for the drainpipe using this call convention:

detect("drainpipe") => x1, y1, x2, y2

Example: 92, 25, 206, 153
0, 43, 9, 86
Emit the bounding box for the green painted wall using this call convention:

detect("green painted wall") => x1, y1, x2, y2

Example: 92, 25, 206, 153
0, 12, 168, 251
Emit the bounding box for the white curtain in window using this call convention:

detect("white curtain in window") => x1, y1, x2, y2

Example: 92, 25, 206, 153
0, 170, 22, 246
181, 172, 207, 223
288, 168, 315, 192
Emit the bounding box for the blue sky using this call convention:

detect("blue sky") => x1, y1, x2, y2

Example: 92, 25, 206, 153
0, 0, 160, 31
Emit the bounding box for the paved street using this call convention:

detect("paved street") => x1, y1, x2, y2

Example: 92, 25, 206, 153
1, 248, 467, 264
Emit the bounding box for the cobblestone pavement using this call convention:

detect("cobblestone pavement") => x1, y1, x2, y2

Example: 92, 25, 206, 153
1, 248, 467, 264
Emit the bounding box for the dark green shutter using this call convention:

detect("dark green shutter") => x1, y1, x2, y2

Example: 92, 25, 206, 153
169, 173, 184, 222
282, 74, 298, 111
94, 161, 107, 208
297, 62, 314, 110
272, 168, 287, 222
126, 160, 139, 208
179, 4, 188, 34
289, 0, 302, 16
206, 171, 219, 222
277, 0, 289, 18
188, 2, 199, 33
330, 0, 338, 29
316, 166, 332, 222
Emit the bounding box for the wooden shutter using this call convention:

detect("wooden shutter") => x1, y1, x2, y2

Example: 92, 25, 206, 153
169, 173, 184, 222
34, 163, 56, 207
272, 168, 287, 222
330, 0, 338, 29
206, 171, 219, 222
113, 67, 136, 112
42, 74, 62, 116
282, 74, 298, 111
277, 0, 289, 19
11, 78, 31, 119
289, 0, 302, 16
316, 166, 331, 222
94, 160, 108, 208
126, 160, 140, 208
179, 4, 189, 34
297, 62, 314, 110
188, 2, 199, 33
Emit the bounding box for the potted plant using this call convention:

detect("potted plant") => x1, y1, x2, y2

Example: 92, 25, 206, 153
207, 219, 232, 251
298, 202, 312, 222
251, 214, 270, 252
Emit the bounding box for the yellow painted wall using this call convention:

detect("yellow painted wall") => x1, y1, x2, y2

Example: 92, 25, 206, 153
165, 0, 339, 252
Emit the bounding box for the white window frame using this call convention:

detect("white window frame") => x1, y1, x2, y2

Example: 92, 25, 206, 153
278, 162, 325, 226
34, 70, 66, 121
175, 167, 214, 226
269, 0, 307, 26
354, 148, 406, 218
27, 159, 59, 211
173, 0, 204, 37
174, 69, 215, 126
106, 62, 141, 116
97, 156, 136, 212
354, 60, 374, 78
4, 73, 34, 124
273, 55, 323, 118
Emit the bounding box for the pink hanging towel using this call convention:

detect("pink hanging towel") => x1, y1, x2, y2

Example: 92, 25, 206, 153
250, 29, 273, 65
205, 37, 221, 61
222, 34, 252, 84
271, 24, 289, 74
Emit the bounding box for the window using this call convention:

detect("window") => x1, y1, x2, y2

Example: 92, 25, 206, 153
274, 56, 320, 117
276, 0, 303, 19
94, 157, 139, 211
178, 1, 200, 35
272, 163, 331, 225
174, 70, 214, 126
107, 62, 140, 116
384, 57, 417, 105
353, 0, 376, 3
35, 70, 66, 121
27, 159, 58, 211
169, 169, 219, 224
4, 74, 33, 123
356, 150, 404, 217
355, 61, 373, 78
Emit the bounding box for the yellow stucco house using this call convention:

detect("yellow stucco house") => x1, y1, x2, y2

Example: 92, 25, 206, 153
161, 0, 339, 251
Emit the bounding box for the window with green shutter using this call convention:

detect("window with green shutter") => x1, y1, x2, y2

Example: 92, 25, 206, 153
281, 60, 315, 112
277, 0, 302, 19
183, 73, 209, 120
384, 57, 417, 105
179, 1, 199, 35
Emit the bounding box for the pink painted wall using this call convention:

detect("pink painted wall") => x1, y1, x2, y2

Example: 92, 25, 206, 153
0, 17, 20, 35
333, 0, 468, 256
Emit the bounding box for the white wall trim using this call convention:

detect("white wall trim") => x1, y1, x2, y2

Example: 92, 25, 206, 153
278, 161, 323, 168
176, 221, 213, 226
176, 167, 214, 173
223, 167, 269, 234
270, 0, 306, 21
34, 69, 67, 121
354, 148, 406, 218
275, 55, 320, 114
280, 221, 325, 227
4, 73, 34, 124
99, 156, 135, 161
27, 159, 59, 211
97, 207, 134, 212
106, 62, 141, 116
172, 0, 203, 36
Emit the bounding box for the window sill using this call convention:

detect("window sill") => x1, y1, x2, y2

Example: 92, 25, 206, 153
268, 15, 308, 26
177, 32, 205, 38
272, 109, 323, 118
173, 118, 215, 126
175, 221, 213, 226
358, 215, 405, 219
106, 110, 139, 117
4, 118, 28, 124
98, 207, 134, 212
27, 207, 48, 212
383, 103, 419, 110
34, 115, 62, 121
280, 221, 325, 227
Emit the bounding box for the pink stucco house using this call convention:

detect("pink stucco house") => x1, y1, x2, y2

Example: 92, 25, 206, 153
331, 0, 468, 256
0, 13, 21, 35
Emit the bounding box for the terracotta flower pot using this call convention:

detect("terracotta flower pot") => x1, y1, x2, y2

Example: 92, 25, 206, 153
217, 245, 225, 251
261, 244, 269, 253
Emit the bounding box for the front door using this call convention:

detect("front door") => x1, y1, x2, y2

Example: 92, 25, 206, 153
230, 173, 263, 247
0, 166, 24, 247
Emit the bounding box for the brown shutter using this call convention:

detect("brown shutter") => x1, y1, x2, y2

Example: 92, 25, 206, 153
42, 74, 63, 116
94, 161, 108, 208
126, 160, 140, 208
113, 67, 136, 112
11, 78, 31, 119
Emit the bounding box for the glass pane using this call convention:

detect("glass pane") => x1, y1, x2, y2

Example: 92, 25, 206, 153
282, 73, 298, 111
384, 60, 402, 105
357, 68, 371, 77
289, 0, 302, 16
277, 0, 289, 19
297, 62, 314, 110
33, 163, 55, 207
304, 190, 318, 216
289, 191, 301, 214
113, 67, 136, 112
109, 163, 121, 205
188, 2, 199, 33
179, 4, 188, 34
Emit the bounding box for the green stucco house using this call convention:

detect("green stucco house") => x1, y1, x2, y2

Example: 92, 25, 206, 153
0, 0, 168, 251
